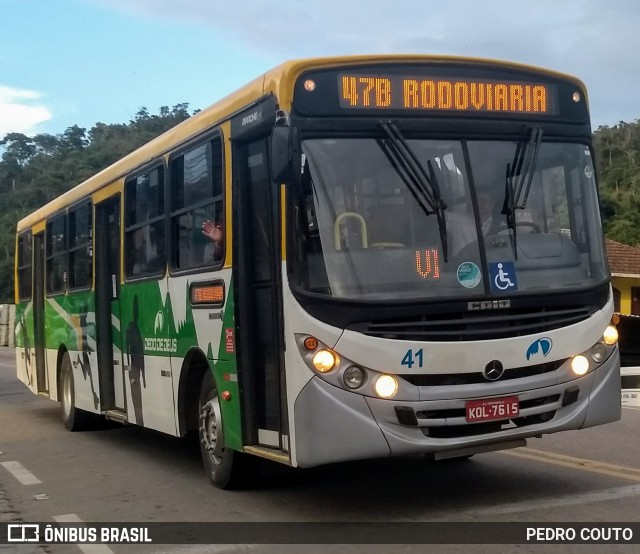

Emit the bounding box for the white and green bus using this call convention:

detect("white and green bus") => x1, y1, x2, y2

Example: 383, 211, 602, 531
15, 55, 621, 488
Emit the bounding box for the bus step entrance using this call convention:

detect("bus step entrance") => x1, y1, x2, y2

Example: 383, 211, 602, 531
243, 445, 291, 466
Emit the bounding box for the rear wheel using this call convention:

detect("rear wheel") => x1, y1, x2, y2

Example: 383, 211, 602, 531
60, 352, 92, 431
199, 371, 254, 489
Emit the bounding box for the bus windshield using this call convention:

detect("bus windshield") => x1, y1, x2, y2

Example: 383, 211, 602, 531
291, 136, 608, 300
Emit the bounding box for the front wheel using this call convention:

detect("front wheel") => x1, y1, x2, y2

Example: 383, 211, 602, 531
199, 372, 254, 489
60, 352, 92, 431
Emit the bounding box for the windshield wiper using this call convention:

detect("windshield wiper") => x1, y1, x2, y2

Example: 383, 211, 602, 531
378, 121, 449, 261
502, 126, 543, 259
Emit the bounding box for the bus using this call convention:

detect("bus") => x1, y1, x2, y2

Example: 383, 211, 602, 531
15, 55, 621, 488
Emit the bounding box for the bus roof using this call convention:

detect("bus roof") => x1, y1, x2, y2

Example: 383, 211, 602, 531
17, 54, 586, 232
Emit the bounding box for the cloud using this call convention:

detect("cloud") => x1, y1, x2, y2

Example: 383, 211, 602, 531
0, 86, 52, 137
91, 0, 640, 126
94, 0, 636, 58
93, 0, 640, 78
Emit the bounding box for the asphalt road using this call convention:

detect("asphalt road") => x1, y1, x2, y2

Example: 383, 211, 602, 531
1, 347, 639, 553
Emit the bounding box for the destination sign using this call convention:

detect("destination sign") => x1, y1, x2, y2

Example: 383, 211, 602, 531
338, 74, 556, 115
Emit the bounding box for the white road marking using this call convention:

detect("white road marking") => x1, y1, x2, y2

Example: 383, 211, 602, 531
0, 460, 42, 485
53, 514, 115, 554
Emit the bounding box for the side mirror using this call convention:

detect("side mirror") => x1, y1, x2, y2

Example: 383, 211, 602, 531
271, 126, 301, 184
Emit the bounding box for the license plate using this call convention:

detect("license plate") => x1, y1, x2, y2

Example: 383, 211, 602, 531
465, 396, 519, 422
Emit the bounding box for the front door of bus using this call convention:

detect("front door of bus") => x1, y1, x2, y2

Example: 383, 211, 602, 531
95, 197, 125, 412
232, 133, 288, 451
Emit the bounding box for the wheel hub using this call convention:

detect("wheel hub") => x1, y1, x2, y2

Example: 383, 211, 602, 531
199, 396, 224, 463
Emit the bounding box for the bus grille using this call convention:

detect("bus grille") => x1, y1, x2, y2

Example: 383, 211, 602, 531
417, 395, 561, 439
349, 306, 595, 342
422, 411, 557, 439
400, 359, 566, 387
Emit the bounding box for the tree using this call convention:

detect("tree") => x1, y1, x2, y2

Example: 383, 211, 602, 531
0, 104, 194, 302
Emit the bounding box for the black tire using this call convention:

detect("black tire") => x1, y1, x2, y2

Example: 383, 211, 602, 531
198, 371, 254, 489
59, 352, 92, 431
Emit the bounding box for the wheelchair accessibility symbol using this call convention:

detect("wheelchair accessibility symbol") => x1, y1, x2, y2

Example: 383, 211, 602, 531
489, 262, 518, 293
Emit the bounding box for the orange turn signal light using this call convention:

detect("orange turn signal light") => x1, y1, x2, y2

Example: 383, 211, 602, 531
303, 336, 319, 351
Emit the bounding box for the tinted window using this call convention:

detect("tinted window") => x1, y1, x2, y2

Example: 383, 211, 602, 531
170, 134, 224, 271
69, 203, 93, 289
46, 215, 67, 294
124, 166, 165, 278
17, 231, 32, 300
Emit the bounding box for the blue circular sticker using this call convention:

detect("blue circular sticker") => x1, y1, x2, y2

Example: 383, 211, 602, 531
457, 262, 481, 288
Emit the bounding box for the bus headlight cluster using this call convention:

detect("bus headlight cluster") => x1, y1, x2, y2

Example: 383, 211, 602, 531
570, 325, 618, 377
297, 334, 407, 399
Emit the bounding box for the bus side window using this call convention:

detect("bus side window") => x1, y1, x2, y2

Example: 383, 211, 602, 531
46, 214, 67, 295
124, 166, 165, 279
17, 231, 33, 300
169, 133, 224, 271
69, 202, 93, 290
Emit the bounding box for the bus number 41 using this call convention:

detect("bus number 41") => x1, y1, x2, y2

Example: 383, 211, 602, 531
401, 349, 424, 369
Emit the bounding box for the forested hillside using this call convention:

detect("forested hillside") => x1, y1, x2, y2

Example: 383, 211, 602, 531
0, 112, 639, 302
593, 121, 640, 246
0, 104, 194, 302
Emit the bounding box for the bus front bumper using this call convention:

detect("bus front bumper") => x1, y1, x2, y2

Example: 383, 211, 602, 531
293, 350, 620, 468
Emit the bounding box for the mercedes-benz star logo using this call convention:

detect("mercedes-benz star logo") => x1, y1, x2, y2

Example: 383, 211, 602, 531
483, 360, 505, 381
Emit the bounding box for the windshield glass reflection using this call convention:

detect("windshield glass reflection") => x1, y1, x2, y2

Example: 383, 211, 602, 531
290, 138, 607, 301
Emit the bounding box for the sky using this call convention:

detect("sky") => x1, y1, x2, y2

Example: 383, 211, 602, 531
1, 0, 639, 139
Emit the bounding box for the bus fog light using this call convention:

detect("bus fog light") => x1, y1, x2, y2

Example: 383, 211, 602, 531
343, 366, 365, 389
590, 343, 606, 363
312, 349, 339, 373
603, 325, 618, 346
571, 355, 590, 376
375, 375, 398, 398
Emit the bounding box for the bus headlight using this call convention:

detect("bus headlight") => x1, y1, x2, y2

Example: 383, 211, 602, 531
312, 349, 339, 373
343, 366, 366, 389
590, 343, 606, 363
603, 325, 618, 346
342, 365, 366, 389
571, 355, 590, 376
375, 375, 398, 398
